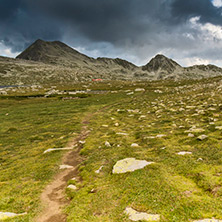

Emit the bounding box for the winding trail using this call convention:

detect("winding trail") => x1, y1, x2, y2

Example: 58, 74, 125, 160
36, 114, 92, 222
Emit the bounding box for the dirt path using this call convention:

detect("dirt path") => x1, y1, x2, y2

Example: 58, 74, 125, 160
36, 115, 92, 222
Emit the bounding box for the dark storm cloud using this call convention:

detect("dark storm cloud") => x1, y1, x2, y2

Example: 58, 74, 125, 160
0, 0, 222, 66
171, 0, 222, 25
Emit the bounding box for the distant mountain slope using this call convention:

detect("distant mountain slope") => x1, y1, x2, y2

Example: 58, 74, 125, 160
0, 39, 221, 85
16, 39, 94, 66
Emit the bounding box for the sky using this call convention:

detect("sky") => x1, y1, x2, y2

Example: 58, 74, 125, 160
0, 0, 222, 67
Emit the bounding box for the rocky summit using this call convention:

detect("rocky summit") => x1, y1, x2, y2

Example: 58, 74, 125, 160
0, 39, 222, 85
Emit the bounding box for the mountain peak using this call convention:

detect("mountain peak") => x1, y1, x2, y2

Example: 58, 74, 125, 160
16, 39, 92, 64
142, 54, 181, 73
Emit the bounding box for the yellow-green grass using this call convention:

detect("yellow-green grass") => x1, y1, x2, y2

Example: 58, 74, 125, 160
65, 78, 222, 221
0, 88, 131, 221
1, 78, 222, 221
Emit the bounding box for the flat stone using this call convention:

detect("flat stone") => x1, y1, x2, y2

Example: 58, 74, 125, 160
197, 135, 208, 140
44, 147, 73, 154
124, 207, 160, 221
131, 143, 139, 147
186, 128, 205, 133
188, 133, 195, 137
177, 151, 192, 156
193, 219, 222, 222
156, 134, 166, 138
0, 212, 27, 220
112, 158, 154, 174
135, 88, 145, 92
215, 126, 222, 130
95, 166, 103, 174
116, 132, 129, 136
67, 185, 77, 190
59, 165, 74, 170
105, 141, 111, 147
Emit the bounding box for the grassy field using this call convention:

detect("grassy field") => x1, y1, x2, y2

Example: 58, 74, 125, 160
1, 78, 222, 221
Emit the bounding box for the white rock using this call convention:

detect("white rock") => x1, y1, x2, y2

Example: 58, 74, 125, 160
67, 185, 77, 190
114, 123, 119, 126
105, 141, 111, 147
197, 135, 208, 141
215, 126, 222, 130
135, 88, 145, 92
79, 140, 86, 144
156, 134, 166, 138
43, 147, 73, 154
131, 143, 139, 147
177, 151, 192, 156
188, 133, 195, 137
112, 158, 154, 174
59, 165, 74, 170
116, 132, 129, 136
95, 166, 104, 174
0, 212, 27, 220
102, 125, 108, 128
124, 207, 160, 221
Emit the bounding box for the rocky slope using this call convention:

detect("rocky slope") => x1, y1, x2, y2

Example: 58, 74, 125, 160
0, 39, 221, 85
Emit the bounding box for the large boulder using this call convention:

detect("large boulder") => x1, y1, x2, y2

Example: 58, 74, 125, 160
112, 158, 154, 174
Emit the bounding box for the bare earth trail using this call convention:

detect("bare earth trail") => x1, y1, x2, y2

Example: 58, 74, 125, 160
35, 103, 119, 222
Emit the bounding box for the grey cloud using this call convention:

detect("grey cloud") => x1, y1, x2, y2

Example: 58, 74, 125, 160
0, 0, 222, 66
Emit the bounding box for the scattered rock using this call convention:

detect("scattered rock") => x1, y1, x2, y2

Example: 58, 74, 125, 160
59, 165, 74, 170
79, 140, 86, 144
95, 166, 104, 174
177, 151, 192, 156
102, 125, 108, 128
185, 127, 205, 133
124, 207, 160, 221
0, 212, 27, 220
156, 134, 166, 138
105, 141, 111, 147
116, 132, 129, 136
112, 158, 154, 174
197, 135, 208, 141
188, 133, 195, 137
43, 147, 73, 154
135, 88, 145, 92
67, 185, 77, 190
114, 123, 119, 127
215, 126, 222, 130
131, 143, 139, 147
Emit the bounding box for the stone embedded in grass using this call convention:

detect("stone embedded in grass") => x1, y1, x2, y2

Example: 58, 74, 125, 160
112, 158, 154, 174
193, 219, 222, 222
43, 147, 73, 154
215, 126, 222, 130
188, 133, 195, 137
177, 151, 192, 156
116, 132, 129, 136
59, 165, 74, 170
67, 184, 77, 190
197, 135, 208, 141
124, 207, 160, 221
95, 166, 103, 174
156, 134, 166, 138
0, 212, 27, 220
131, 143, 139, 147
79, 140, 86, 144
185, 127, 205, 133
105, 141, 111, 147
135, 88, 145, 92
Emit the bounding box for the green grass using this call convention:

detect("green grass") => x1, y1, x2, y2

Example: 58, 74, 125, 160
2, 79, 222, 221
